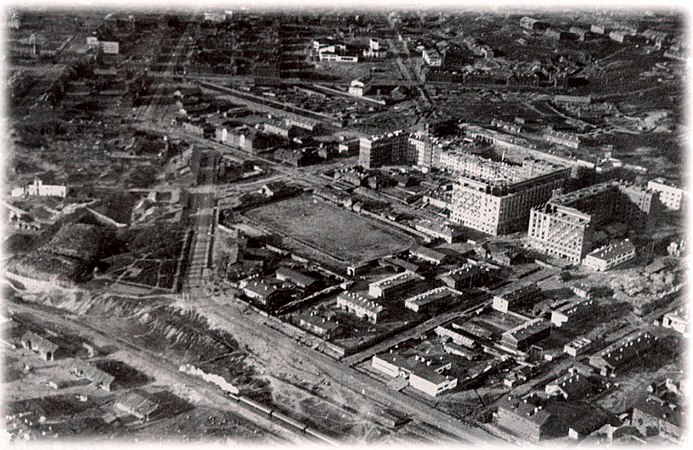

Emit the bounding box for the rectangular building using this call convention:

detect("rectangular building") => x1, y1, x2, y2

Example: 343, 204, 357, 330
528, 181, 661, 263
551, 298, 596, 327
582, 239, 636, 271
662, 308, 688, 335
404, 287, 456, 313
647, 178, 686, 211
493, 283, 541, 313
496, 396, 566, 441
336, 291, 384, 323
501, 319, 551, 351
588, 331, 657, 376
358, 130, 411, 169
368, 271, 421, 299
409, 366, 457, 397
435, 325, 477, 348
297, 311, 342, 339
564, 336, 593, 357
450, 156, 570, 235
414, 220, 463, 243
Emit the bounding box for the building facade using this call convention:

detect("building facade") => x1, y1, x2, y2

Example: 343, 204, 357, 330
582, 239, 636, 271
449, 158, 570, 235
647, 178, 686, 211
528, 181, 660, 263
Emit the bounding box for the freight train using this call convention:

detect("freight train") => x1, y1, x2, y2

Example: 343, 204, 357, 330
227, 392, 339, 445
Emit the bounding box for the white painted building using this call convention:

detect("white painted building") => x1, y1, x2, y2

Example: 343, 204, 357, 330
582, 239, 636, 272
648, 178, 686, 211
11, 179, 67, 198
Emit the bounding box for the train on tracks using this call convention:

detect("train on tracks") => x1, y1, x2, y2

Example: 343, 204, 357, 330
227, 392, 339, 445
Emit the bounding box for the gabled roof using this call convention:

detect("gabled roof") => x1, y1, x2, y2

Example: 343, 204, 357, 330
117, 392, 158, 417
21, 331, 59, 353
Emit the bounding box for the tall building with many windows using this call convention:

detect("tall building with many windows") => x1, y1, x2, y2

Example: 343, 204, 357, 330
448, 156, 570, 235
528, 181, 661, 263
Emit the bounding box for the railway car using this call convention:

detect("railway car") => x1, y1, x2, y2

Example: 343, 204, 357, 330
270, 411, 308, 433
238, 396, 273, 416
304, 427, 340, 445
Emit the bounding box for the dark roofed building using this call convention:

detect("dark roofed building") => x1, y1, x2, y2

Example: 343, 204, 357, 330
493, 283, 542, 313
275, 267, 317, 289
545, 369, 599, 400
501, 319, 551, 351
632, 395, 683, 442
70, 361, 115, 391
496, 395, 567, 441
588, 331, 657, 377
20, 331, 60, 361
297, 311, 343, 340
409, 245, 448, 265
115, 391, 159, 421
242, 279, 294, 308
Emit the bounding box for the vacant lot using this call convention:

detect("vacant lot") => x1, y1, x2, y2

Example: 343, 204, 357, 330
244, 196, 415, 264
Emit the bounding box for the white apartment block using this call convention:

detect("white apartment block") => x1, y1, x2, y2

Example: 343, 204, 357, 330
648, 178, 686, 211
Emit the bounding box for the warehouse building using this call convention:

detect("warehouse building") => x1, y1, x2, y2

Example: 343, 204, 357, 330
582, 239, 636, 272
404, 286, 456, 313
501, 319, 551, 351
336, 291, 385, 323
368, 271, 421, 299
492, 283, 541, 313
588, 331, 657, 376
551, 298, 596, 327
496, 396, 566, 441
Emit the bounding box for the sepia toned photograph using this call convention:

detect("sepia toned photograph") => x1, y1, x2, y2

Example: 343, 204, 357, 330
1, 1, 689, 446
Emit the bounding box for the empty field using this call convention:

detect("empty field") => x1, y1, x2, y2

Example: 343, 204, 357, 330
244, 195, 415, 264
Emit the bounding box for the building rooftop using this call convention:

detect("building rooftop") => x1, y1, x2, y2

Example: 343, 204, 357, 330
117, 392, 158, 418
497, 396, 554, 426
406, 287, 455, 308
410, 245, 447, 263
503, 319, 551, 342
337, 291, 384, 314
547, 370, 596, 399
276, 267, 317, 287
370, 271, 420, 290
634, 395, 682, 428
593, 331, 657, 367
565, 336, 593, 350
495, 283, 540, 304
298, 311, 341, 332
21, 331, 59, 353
415, 219, 460, 237
586, 239, 635, 261
554, 298, 595, 317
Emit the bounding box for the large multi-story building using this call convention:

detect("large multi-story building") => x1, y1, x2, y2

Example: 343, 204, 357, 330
449, 156, 570, 235
647, 178, 686, 211
358, 130, 411, 169
359, 131, 445, 170
528, 181, 661, 263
